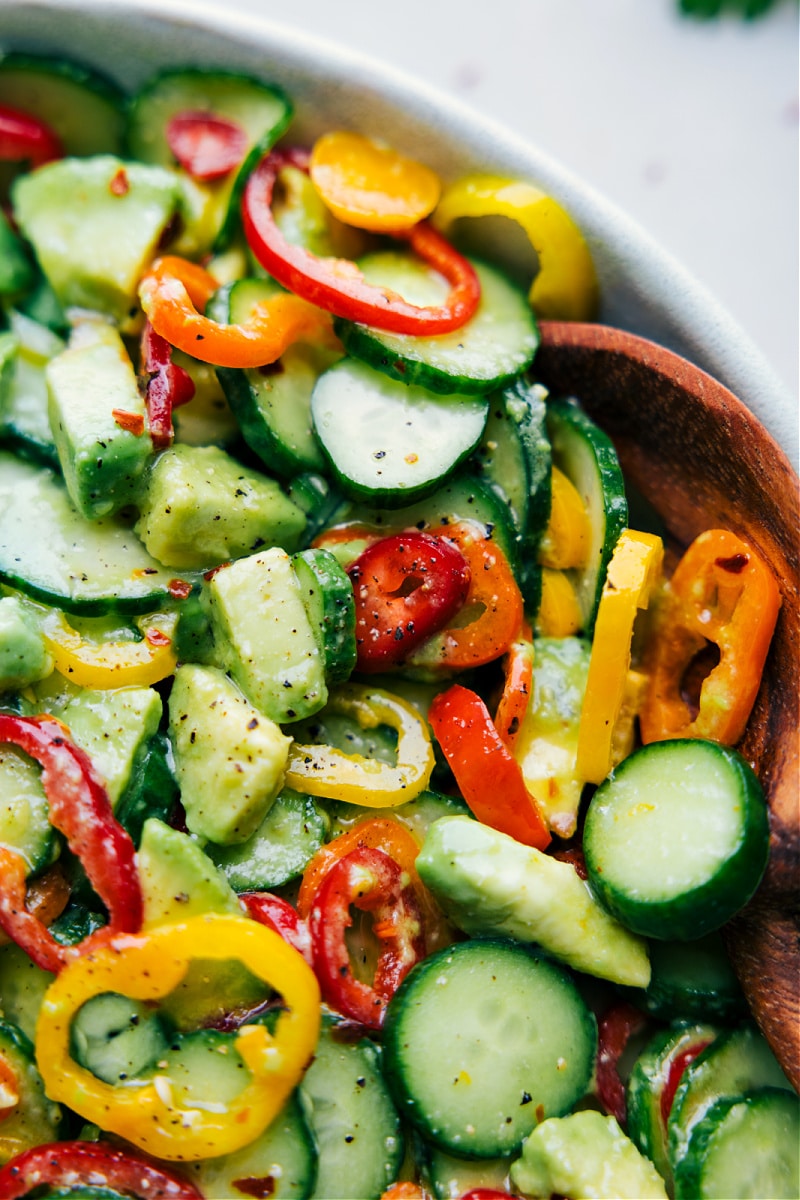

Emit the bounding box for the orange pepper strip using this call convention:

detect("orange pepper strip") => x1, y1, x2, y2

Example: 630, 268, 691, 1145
380, 1185, 430, 1200
640, 528, 781, 746
138, 255, 337, 368
297, 816, 422, 919
494, 622, 534, 750
406, 524, 524, 672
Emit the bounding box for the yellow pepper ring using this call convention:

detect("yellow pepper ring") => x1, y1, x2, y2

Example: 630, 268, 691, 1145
577, 530, 664, 785
284, 682, 435, 806
433, 174, 599, 321
41, 609, 178, 690
35, 914, 321, 1161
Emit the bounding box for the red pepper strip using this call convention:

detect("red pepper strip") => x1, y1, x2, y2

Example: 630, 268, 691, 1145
0, 1140, 202, 1200
242, 148, 481, 335
595, 1001, 649, 1127
460, 1192, 512, 1200
0, 104, 63, 167
494, 621, 534, 748
640, 528, 781, 746
166, 110, 249, 182
309, 844, 425, 1029
660, 1038, 713, 1126
240, 891, 313, 966
406, 524, 524, 672
348, 531, 471, 673
429, 684, 551, 851
0, 716, 142, 966
139, 319, 196, 450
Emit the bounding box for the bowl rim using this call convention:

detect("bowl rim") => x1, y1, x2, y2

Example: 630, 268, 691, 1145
0, 0, 797, 465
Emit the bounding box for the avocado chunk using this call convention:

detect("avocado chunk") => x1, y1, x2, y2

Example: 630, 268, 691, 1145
205, 547, 328, 724
137, 817, 241, 927
417, 815, 650, 987
46, 321, 152, 519
134, 443, 306, 569
0, 1020, 62, 1160
61, 684, 162, 808
0, 595, 52, 688
168, 663, 291, 844
12, 155, 181, 326
509, 1111, 668, 1200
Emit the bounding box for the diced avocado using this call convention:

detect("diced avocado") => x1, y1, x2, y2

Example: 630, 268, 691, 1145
417, 815, 650, 987
46, 321, 152, 519
514, 637, 590, 839
12, 155, 181, 326
134, 444, 307, 570
205, 547, 328, 724
137, 817, 241, 927
0, 1019, 62, 1165
168, 663, 290, 844
61, 684, 162, 807
0, 942, 54, 1043
0, 595, 52, 688
509, 1111, 669, 1200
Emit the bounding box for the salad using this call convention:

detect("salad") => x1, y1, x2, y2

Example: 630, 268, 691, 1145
0, 44, 796, 1200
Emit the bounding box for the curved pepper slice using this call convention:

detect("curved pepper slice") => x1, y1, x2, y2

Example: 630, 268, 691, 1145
639, 528, 781, 746
284, 683, 435, 806
494, 622, 535, 749
309, 844, 425, 1028
536, 567, 583, 638
0, 103, 63, 167
35, 913, 321, 1161
139, 254, 337, 368
433, 173, 598, 320
309, 130, 441, 231
594, 1001, 649, 1126
242, 147, 480, 335
538, 465, 591, 570
240, 891, 313, 965
41, 609, 178, 690
139, 318, 196, 450
297, 816, 423, 918
166, 110, 249, 182
577, 529, 663, 785
0, 1140, 203, 1200
429, 683, 551, 850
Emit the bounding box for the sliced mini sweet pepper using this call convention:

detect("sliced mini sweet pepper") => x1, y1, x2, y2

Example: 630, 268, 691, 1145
433, 173, 599, 320
41, 608, 178, 690
494, 622, 534, 749
242, 147, 480, 335
139, 318, 196, 449
429, 683, 551, 850
538, 465, 591, 570
35, 913, 320, 1160
297, 816, 422, 918
284, 683, 435, 806
166, 110, 249, 182
0, 1141, 203, 1200
535, 567, 583, 637
139, 253, 338, 368
577, 529, 663, 785
240, 890, 313, 965
309, 130, 441, 231
639, 528, 781, 746
0, 103, 63, 167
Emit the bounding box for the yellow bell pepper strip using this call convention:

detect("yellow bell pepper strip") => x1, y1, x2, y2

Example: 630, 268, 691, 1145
639, 528, 781, 746
309, 130, 441, 232
494, 621, 534, 749
35, 913, 321, 1161
284, 683, 435, 806
538, 465, 591, 570
433, 173, 599, 320
40, 609, 178, 690
536, 567, 583, 637
0, 1141, 204, 1200
577, 529, 664, 785
138, 254, 338, 369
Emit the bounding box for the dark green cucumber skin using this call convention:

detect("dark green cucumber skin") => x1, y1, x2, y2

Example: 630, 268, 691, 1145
583, 740, 770, 942
292, 547, 357, 685
620, 932, 747, 1023
0, 52, 126, 157
206, 788, 328, 891
114, 732, 180, 849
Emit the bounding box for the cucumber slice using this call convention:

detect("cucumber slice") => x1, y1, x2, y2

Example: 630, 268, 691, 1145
0, 52, 126, 158
583, 739, 770, 941
622, 931, 747, 1023
336, 255, 538, 395
292, 547, 357, 685
0, 742, 58, 876
0, 1018, 62, 1157
70, 991, 170, 1085
382, 938, 596, 1158
311, 358, 488, 507
206, 788, 328, 892
546, 396, 627, 633
0, 310, 63, 468
215, 278, 339, 477
424, 1147, 512, 1200
674, 1087, 800, 1200
287, 472, 350, 548
0, 452, 186, 615
127, 68, 292, 248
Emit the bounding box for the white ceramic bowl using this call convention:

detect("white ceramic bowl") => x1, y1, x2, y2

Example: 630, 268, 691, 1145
1, 0, 796, 465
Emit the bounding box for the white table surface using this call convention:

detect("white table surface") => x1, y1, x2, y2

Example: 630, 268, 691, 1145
234, 0, 798, 410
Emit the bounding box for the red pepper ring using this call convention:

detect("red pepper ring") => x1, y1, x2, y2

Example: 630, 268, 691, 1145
0, 103, 63, 167
242, 147, 481, 335
139, 318, 196, 450
309, 844, 425, 1029
240, 891, 313, 966
165, 110, 249, 182
0, 715, 142, 971
0, 1140, 203, 1200
594, 1001, 649, 1127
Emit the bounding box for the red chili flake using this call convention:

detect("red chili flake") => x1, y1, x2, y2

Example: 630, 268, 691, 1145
144, 628, 171, 648
231, 1178, 276, 1199
167, 578, 193, 600
109, 167, 130, 196
111, 408, 145, 436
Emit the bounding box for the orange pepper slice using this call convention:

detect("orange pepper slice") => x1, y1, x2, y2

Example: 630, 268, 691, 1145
494, 621, 534, 749
297, 816, 422, 918
138, 254, 337, 368
309, 130, 441, 232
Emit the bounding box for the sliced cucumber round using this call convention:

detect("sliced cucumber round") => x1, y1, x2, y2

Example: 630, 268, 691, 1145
206, 788, 328, 892
583, 739, 770, 941
336, 254, 539, 395
311, 357, 488, 507
546, 396, 627, 634
292, 547, 356, 685
621, 931, 747, 1023
382, 938, 596, 1158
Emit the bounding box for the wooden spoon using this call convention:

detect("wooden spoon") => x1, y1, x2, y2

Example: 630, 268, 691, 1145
536, 320, 799, 1089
